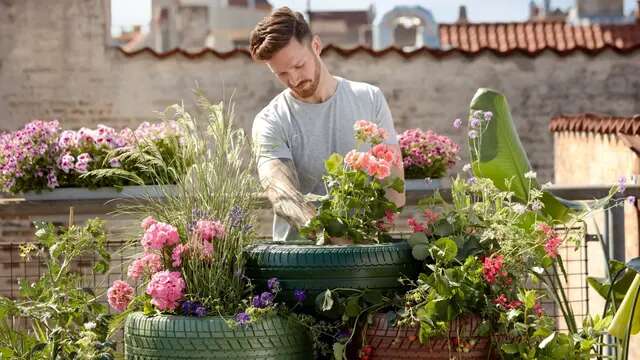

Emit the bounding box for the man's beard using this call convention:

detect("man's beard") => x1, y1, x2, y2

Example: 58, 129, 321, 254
291, 56, 321, 99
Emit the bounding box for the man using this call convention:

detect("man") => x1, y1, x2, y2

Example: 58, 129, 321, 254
249, 7, 405, 242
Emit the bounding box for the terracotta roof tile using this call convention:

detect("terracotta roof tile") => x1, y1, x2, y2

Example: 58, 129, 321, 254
439, 22, 640, 53
549, 113, 640, 135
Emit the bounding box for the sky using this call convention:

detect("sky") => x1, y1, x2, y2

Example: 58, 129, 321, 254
111, 0, 638, 35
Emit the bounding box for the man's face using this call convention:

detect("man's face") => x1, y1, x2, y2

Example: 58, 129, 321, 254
266, 37, 321, 99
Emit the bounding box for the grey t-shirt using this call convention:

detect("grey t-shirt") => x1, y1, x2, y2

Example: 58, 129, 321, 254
252, 76, 398, 241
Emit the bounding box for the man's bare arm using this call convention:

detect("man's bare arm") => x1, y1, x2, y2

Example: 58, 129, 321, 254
387, 144, 406, 208
258, 158, 316, 229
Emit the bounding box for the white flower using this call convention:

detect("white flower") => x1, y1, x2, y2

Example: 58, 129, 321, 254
512, 204, 527, 214
541, 181, 553, 189
531, 201, 544, 211
524, 171, 537, 179
83, 322, 96, 330
462, 164, 472, 172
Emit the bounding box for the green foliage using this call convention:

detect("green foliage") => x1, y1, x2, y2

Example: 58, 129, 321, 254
0, 219, 115, 359
117, 92, 261, 315
467, 88, 573, 222
300, 153, 399, 244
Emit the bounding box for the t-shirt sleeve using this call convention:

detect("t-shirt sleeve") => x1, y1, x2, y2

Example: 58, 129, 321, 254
373, 87, 399, 145
252, 111, 293, 169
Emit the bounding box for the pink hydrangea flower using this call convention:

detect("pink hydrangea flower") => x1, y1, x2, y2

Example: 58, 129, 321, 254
194, 220, 225, 242
141, 222, 180, 250
146, 271, 186, 311
107, 280, 134, 312
141, 216, 157, 230
398, 128, 459, 178
127, 253, 164, 280
171, 244, 187, 267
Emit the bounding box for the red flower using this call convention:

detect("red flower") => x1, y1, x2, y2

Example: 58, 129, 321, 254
482, 255, 504, 284
407, 217, 425, 233
544, 236, 562, 258
493, 294, 509, 308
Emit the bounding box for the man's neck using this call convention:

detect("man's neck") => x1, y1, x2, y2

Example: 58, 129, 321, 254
295, 71, 337, 104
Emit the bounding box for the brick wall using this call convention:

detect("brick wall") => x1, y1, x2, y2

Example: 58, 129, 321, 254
2, 1, 640, 182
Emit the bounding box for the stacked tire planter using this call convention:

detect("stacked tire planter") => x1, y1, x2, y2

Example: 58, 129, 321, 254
124, 312, 312, 359
364, 314, 492, 359
244, 241, 421, 310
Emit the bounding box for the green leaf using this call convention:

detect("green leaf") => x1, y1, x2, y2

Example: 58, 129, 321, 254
389, 177, 404, 193
411, 244, 429, 261
325, 218, 347, 237
362, 290, 383, 305
344, 297, 361, 318
501, 343, 519, 354
538, 332, 556, 349
333, 342, 346, 360
407, 232, 428, 248
468, 88, 575, 222
93, 260, 109, 274
432, 237, 458, 263
325, 153, 344, 174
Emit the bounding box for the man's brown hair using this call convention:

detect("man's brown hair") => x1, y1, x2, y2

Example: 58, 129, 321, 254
250, 7, 311, 60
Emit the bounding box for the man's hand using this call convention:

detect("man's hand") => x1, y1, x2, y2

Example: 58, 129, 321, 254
258, 158, 316, 230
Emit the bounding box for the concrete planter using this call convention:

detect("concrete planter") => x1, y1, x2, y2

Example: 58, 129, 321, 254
403, 178, 444, 192
22, 185, 175, 201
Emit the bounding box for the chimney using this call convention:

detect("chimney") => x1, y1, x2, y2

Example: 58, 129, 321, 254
543, 0, 551, 15
457, 5, 468, 24
636, 0, 640, 23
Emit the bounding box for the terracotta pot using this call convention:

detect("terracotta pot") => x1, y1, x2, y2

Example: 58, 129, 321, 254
364, 314, 492, 360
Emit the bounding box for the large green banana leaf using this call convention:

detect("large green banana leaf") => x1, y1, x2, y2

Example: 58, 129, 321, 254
468, 88, 574, 222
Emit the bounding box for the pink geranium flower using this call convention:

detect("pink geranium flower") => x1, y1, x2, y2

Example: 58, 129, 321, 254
107, 280, 134, 312
141, 222, 180, 250
146, 271, 186, 311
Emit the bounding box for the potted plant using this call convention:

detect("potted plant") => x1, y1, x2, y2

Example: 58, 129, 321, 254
0, 119, 188, 200
398, 128, 459, 191
0, 216, 116, 359
107, 95, 311, 359
245, 120, 419, 311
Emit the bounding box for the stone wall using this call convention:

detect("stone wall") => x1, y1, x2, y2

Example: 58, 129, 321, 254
2, 1, 640, 182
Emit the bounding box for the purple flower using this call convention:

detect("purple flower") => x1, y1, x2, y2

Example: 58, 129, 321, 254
194, 305, 207, 317
181, 301, 195, 315
468, 130, 478, 139
618, 176, 627, 193
228, 205, 245, 227
483, 111, 494, 121
267, 277, 280, 292
259, 291, 275, 307
470, 118, 481, 128
234, 312, 250, 326
46, 171, 59, 189
467, 177, 477, 185
628, 196, 636, 205
251, 295, 263, 308
453, 118, 462, 129
109, 158, 121, 168
293, 289, 306, 303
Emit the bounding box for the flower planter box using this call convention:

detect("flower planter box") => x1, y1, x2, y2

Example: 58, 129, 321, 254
124, 312, 312, 359
404, 178, 445, 192
21, 185, 175, 201
244, 241, 420, 310
364, 314, 491, 359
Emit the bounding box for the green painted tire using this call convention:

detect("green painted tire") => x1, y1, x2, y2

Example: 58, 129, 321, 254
124, 312, 312, 359
244, 241, 420, 308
